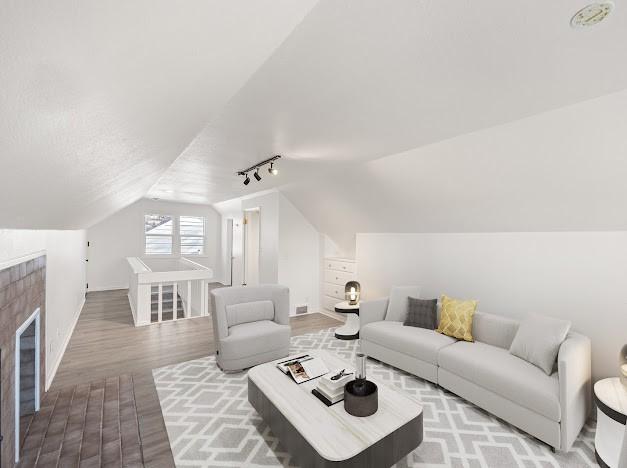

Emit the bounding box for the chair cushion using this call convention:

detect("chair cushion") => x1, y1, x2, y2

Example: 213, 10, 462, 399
221, 320, 289, 360
361, 321, 457, 365
438, 341, 561, 422
435, 295, 477, 342
385, 286, 421, 322
404, 297, 437, 330
226, 300, 274, 327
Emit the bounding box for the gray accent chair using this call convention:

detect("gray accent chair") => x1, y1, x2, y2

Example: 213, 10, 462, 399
360, 291, 591, 452
211, 285, 290, 371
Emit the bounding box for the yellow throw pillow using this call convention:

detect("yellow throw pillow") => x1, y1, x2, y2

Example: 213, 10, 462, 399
435, 295, 478, 342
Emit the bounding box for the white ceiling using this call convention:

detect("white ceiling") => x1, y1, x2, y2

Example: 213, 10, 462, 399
3, 0, 627, 242
0, 0, 316, 228
149, 0, 627, 206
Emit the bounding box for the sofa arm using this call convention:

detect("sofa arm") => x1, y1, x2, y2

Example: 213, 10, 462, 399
558, 332, 591, 451
360, 298, 389, 329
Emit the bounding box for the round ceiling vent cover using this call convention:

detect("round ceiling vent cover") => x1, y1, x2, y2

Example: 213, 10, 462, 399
571, 2, 614, 27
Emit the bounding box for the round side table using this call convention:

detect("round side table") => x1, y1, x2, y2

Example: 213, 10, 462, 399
594, 378, 627, 468
334, 301, 360, 340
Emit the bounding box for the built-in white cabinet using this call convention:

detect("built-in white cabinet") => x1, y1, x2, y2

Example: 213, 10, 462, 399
322, 257, 357, 312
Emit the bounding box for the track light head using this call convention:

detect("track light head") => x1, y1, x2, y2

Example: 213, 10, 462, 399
268, 163, 278, 175
254, 169, 262, 181
243, 174, 250, 185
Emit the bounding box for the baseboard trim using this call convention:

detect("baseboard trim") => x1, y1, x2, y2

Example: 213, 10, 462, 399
46, 295, 85, 390
88, 285, 128, 292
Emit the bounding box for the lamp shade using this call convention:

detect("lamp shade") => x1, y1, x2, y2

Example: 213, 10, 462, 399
345, 281, 361, 305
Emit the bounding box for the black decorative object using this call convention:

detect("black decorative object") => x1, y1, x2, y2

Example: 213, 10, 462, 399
344, 352, 378, 416
344, 379, 378, 417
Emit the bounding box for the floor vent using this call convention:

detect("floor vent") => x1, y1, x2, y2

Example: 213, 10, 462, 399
295, 305, 308, 315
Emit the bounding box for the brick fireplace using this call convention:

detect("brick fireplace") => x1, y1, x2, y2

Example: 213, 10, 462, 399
0, 255, 46, 466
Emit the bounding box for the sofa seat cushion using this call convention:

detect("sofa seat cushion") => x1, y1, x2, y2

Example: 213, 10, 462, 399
438, 341, 561, 422
221, 320, 290, 360
361, 321, 457, 365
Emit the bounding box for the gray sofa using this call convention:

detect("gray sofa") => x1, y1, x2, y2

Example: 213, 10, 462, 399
360, 296, 592, 452
211, 285, 290, 371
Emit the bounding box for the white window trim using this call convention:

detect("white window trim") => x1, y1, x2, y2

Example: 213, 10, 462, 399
180, 216, 206, 257
144, 213, 175, 256
142, 213, 208, 258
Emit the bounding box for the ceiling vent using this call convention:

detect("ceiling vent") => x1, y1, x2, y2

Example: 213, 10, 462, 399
571, 2, 614, 28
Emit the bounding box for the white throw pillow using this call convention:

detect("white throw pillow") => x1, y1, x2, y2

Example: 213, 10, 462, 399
509, 313, 571, 375
385, 286, 421, 322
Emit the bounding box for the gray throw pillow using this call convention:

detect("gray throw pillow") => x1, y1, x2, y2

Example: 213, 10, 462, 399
509, 313, 571, 375
404, 297, 437, 330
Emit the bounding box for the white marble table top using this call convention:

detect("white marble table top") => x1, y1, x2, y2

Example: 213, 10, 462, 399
248, 350, 422, 462
334, 300, 360, 311
595, 377, 627, 417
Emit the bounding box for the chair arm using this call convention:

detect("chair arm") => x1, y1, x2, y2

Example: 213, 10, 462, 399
210, 291, 229, 341
558, 332, 591, 451
360, 298, 389, 328
272, 286, 290, 326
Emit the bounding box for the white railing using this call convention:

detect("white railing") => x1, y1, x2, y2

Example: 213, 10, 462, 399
126, 257, 214, 326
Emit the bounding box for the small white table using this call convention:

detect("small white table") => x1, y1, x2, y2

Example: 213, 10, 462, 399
334, 301, 360, 340
594, 378, 627, 467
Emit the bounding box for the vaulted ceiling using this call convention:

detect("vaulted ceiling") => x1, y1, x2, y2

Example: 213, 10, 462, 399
2, 0, 627, 245
0, 0, 316, 228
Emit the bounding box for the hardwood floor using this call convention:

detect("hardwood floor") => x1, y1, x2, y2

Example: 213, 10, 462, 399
20, 288, 340, 467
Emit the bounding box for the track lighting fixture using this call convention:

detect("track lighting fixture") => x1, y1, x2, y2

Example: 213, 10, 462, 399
237, 155, 281, 186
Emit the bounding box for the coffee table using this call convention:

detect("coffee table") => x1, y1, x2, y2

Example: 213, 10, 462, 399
248, 350, 423, 467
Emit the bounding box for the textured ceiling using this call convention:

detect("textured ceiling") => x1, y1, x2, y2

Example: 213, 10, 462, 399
0, 0, 316, 228
3, 0, 627, 240
149, 0, 627, 208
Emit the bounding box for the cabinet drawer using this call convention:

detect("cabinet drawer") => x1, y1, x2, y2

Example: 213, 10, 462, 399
323, 283, 345, 300
325, 260, 356, 274
322, 295, 339, 311
324, 269, 353, 286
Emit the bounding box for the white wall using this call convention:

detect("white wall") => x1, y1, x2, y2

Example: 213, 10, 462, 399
356, 232, 627, 382
87, 198, 221, 290
0, 229, 87, 389
278, 193, 320, 313
214, 190, 321, 315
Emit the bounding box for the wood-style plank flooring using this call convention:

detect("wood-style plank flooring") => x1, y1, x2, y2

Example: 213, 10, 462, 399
19, 288, 341, 467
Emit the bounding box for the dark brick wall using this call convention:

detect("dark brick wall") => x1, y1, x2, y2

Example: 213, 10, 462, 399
0, 256, 46, 467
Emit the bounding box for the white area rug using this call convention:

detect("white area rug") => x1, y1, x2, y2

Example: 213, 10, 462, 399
153, 328, 597, 467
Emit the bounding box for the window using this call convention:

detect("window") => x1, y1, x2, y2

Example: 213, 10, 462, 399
179, 216, 205, 255
145, 214, 173, 255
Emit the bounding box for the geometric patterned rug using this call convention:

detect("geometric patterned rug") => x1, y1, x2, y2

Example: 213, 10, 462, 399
153, 328, 598, 468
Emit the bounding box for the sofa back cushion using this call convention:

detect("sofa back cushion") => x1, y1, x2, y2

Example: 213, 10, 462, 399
471, 311, 520, 349
226, 300, 274, 327
385, 286, 421, 322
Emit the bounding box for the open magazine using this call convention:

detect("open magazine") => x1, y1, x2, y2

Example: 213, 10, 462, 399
276, 355, 329, 384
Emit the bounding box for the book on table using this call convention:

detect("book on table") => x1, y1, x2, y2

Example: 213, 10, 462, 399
313, 368, 354, 404
276, 354, 329, 384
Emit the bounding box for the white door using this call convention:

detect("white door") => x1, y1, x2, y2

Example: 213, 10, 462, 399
243, 209, 260, 286
231, 218, 244, 286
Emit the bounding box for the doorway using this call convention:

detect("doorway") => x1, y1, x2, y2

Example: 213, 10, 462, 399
15, 308, 40, 462
242, 208, 260, 286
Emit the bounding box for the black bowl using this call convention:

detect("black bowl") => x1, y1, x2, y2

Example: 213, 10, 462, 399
344, 379, 378, 417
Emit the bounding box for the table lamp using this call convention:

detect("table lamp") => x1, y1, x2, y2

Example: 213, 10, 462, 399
345, 281, 361, 305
